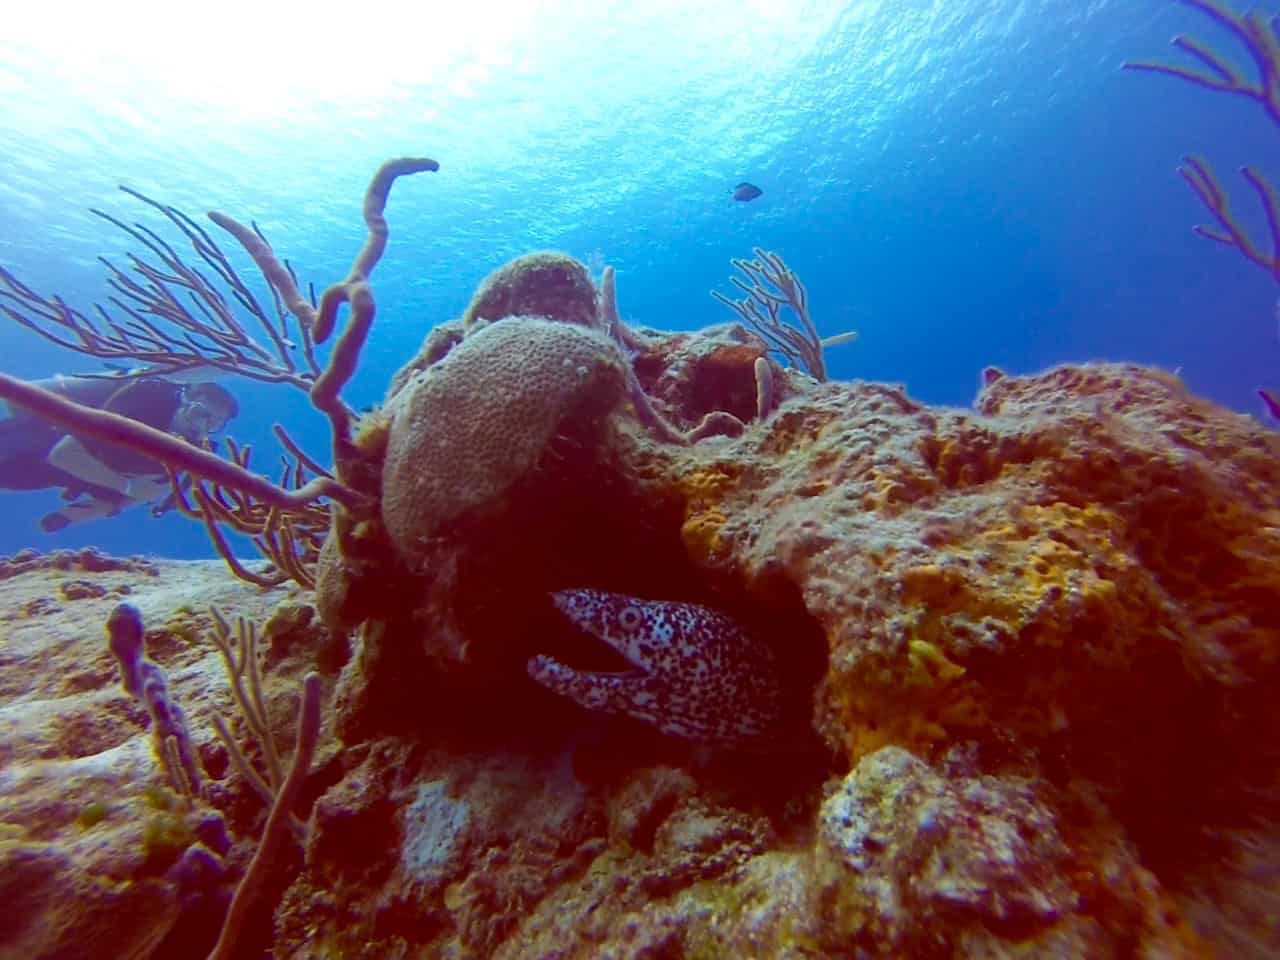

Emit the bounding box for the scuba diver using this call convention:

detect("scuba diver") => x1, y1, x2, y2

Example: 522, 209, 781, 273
0, 374, 239, 531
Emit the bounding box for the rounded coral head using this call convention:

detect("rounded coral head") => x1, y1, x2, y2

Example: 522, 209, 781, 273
462, 252, 600, 332
380, 318, 628, 563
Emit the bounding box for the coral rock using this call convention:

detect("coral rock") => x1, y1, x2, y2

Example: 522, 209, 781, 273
816, 746, 1075, 942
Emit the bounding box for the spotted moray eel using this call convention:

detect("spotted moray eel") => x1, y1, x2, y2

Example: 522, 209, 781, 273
528, 588, 783, 748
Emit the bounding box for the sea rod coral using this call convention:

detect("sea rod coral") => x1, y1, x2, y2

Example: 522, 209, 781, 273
106, 602, 203, 799
1125, 0, 1280, 415
711, 245, 858, 383
0, 157, 438, 586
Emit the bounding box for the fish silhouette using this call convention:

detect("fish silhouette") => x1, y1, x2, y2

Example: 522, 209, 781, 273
732, 182, 763, 202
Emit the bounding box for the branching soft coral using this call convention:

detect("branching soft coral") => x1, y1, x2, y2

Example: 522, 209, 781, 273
1125, 0, 1280, 417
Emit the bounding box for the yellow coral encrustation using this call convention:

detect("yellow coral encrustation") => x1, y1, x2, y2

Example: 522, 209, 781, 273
681, 509, 730, 567
161, 609, 202, 646
678, 466, 739, 566
905, 638, 965, 687
898, 502, 1134, 645
828, 498, 1166, 760
654, 358, 1280, 778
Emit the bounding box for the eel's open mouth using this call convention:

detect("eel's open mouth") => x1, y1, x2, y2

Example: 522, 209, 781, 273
545, 589, 648, 675
532, 590, 645, 681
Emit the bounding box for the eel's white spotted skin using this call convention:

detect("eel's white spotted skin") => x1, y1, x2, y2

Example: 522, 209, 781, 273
529, 588, 783, 748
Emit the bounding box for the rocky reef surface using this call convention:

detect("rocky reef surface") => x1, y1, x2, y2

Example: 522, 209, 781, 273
0, 550, 312, 958
3, 300, 1280, 956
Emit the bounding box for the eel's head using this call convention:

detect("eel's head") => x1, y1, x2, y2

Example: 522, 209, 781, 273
528, 588, 784, 747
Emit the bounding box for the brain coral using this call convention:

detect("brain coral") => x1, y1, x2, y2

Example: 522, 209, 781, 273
380, 316, 627, 563
461, 252, 600, 332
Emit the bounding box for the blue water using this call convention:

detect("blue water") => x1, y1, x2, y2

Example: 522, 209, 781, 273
0, 0, 1276, 560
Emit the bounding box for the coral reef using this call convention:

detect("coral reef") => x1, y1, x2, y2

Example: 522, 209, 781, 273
4, 324, 1278, 957
2, 160, 1279, 959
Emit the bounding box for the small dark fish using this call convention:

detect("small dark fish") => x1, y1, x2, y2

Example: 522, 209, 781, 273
732, 182, 763, 202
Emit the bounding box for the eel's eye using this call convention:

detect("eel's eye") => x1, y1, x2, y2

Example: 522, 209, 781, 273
618, 606, 643, 631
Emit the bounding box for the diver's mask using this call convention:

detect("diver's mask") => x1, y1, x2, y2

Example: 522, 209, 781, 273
172, 396, 231, 444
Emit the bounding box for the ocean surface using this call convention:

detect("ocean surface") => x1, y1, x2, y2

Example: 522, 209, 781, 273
0, 0, 1276, 560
